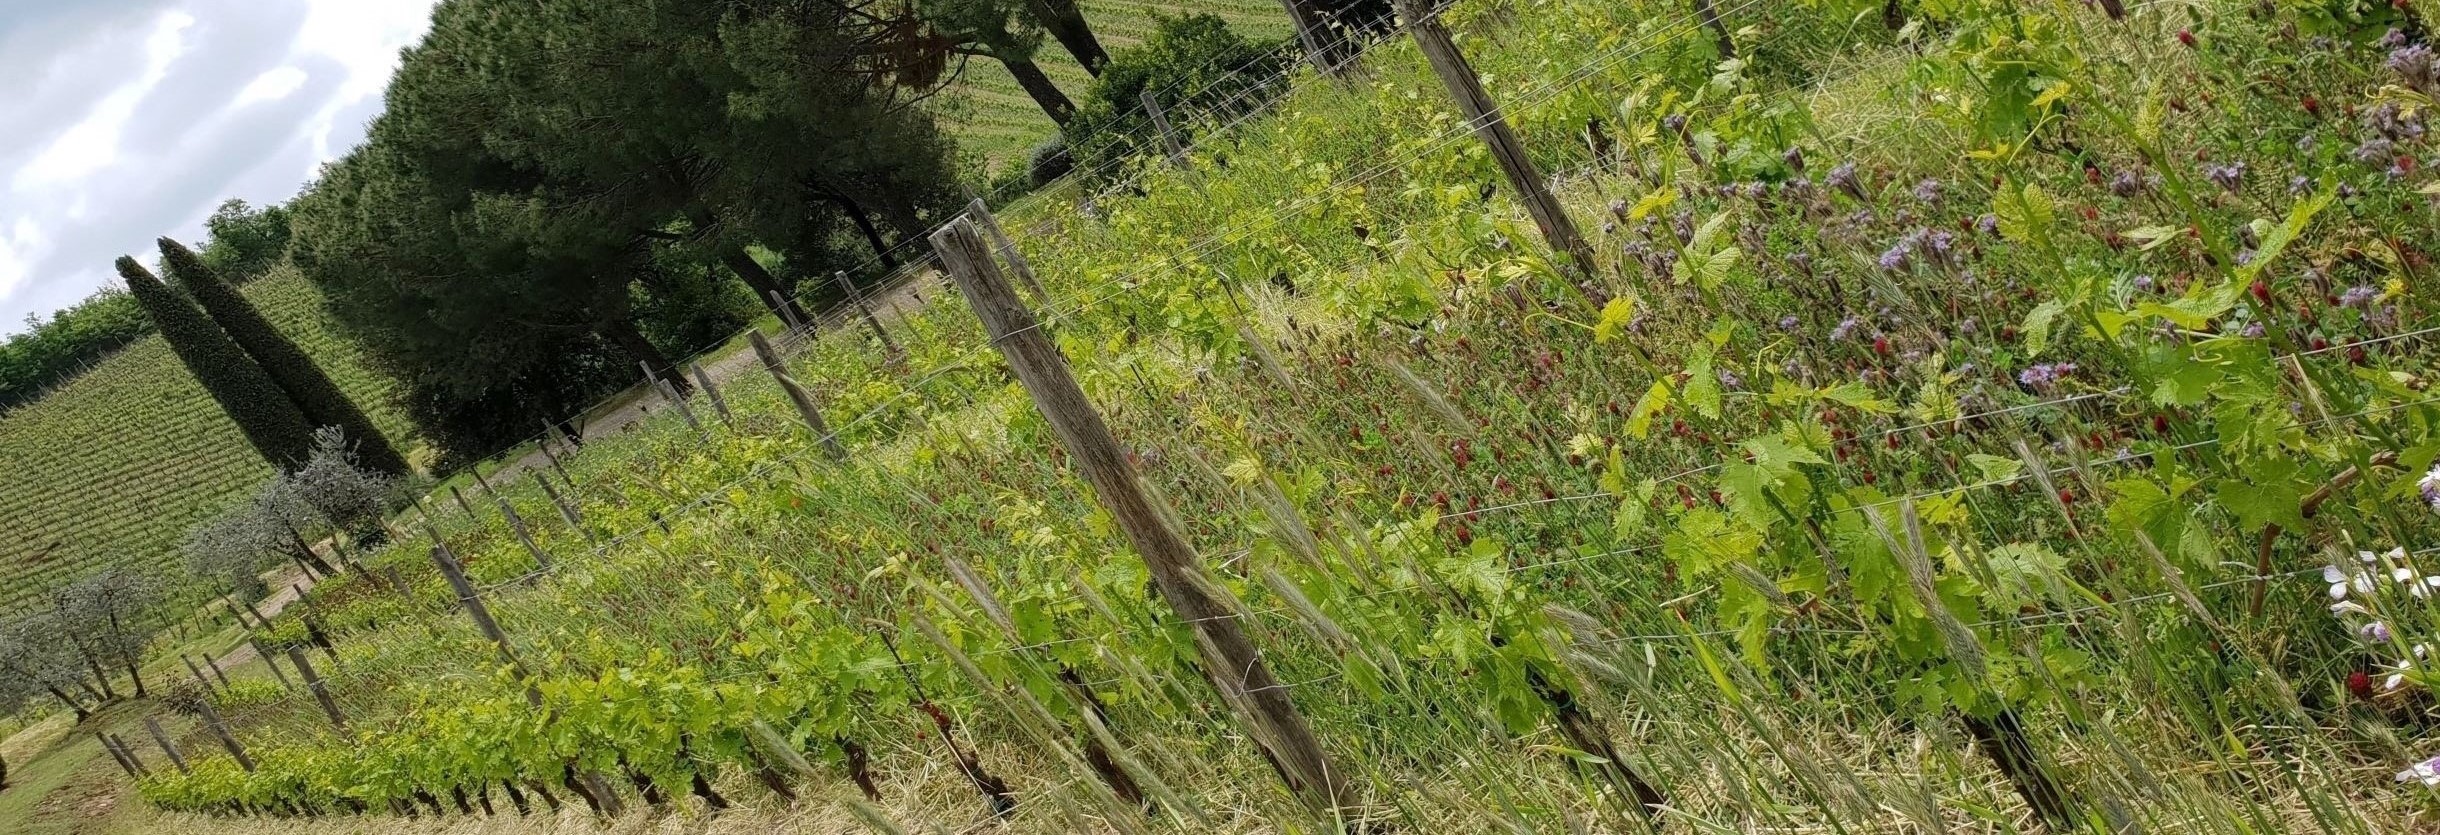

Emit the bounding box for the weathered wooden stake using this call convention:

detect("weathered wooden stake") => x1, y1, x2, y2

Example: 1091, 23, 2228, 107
99, 734, 141, 777
963, 198, 1052, 309
533, 471, 591, 543
287, 647, 348, 734
427, 537, 536, 708
537, 423, 579, 489
239, 597, 273, 634
180, 654, 217, 696
769, 289, 810, 334
747, 331, 847, 462
931, 218, 1349, 817
839, 271, 901, 359
186, 666, 253, 771
471, 470, 553, 572
110, 734, 147, 776
448, 486, 479, 522
203, 653, 232, 689
1691, 0, 1736, 58
251, 638, 295, 690
652, 377, 707, 436
144, 716, 190, 775
1141, 90, 1189, 168
1279, 0, 1351, 77
689, 362, 732, 424
1397, 0, 1606, 308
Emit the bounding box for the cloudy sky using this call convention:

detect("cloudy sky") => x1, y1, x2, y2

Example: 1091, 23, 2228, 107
0, 0, 438, 333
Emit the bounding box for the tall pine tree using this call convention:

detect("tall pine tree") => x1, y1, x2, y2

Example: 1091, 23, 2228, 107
116, 257, 316, 469
157, 239, 410, 475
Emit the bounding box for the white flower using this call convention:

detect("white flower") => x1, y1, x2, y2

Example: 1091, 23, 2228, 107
2333, 600, 2371, 616
2363, 621, 2395, 643
2400, 755, 2440, 786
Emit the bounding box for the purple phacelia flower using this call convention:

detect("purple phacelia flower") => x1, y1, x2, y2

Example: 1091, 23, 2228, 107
2132, 274, 2156, 292
2419, 463, 2440, 512
1778, 315, 1801, 331
1783, 146, 1806, 173
2389, 44, 2439, 97
1913, 178, 1944, 206
1826, 161, 1864, 201
2340, 285, 2380, 308
2018, 362, 2078, 392
2205, 161, 2246, 192
2380, 28, 2409, 49
1786, 251, 1813, 271
2289, 175, 2312, 195
1662, 113, 1688, 135
2242, 321, 2266, 338
1976, 214, 2000, 235
2355, 137, 2397, 164
2109, 170, 2144, 197
1878, 237, 1915, 272
1830, 316, 1861, 341
1718, 369, 1744, 391
1922, 229, 1957, 264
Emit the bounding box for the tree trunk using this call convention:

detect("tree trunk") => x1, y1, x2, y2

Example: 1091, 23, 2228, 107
285, 525, 338, 576
683, 206, 811, 325
833, 197, 902, 270
721, 247, 810, 325
997, 51, 1077, 125
599, 318, 690, 396
1029, 0, 1110, 75
46, 686, 91, 722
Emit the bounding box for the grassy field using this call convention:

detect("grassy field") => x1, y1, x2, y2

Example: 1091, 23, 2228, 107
0, 267, 411, 614
16, 0, 2440, 831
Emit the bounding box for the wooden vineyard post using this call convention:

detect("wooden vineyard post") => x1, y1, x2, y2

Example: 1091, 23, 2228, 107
533, 471, 592, 543
1396, 0, 1607, 309
963, 198, 1052, 309
203, 653, 233, 689
930, 218, 1350, 817
1140, 90, 1189, 168
689, 362, 733, 424
144, 717, 190, 775
449, 485, 480, 523
251, 639, 295, 690
769, 289, 809, 334
537, 422, 579, 489
186, 666, 254, 771
180, 655, 218, 697
747, 331, 848, 462
839, 271, 901, 360
641, 361, 708, 435
99, 734, 142, 777
1280, 0, 1350, 77
287, 647, 347, 734
471, 470, 553, 572
429, 536, 625, 817
1691, 0, 1735, 59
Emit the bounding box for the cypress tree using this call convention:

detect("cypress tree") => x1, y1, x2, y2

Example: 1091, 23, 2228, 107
158, 238, 411, 476
116, 256, 317, 468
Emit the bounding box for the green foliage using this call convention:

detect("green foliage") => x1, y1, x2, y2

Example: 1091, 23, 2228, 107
1064, 14, 1290, 178
0, 288, 151, 412
162, 238, 408, 475
117, 257, 315, 469
197, 199, 293, 284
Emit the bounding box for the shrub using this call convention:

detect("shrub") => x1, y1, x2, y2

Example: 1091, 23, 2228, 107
1026, 135, 1076, 187
1063, 15, 1290, 180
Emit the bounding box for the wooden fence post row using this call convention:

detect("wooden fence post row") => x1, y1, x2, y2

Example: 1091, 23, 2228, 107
929, 216, 1351, 818
185, 666, 253, 772
145, 716, 191, 775
471, 469, 554, 573
1395, 0, 1607, 310
747, 331, 848, 462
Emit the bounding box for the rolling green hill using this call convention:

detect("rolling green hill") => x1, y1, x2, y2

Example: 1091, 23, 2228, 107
0, 268, 411, 613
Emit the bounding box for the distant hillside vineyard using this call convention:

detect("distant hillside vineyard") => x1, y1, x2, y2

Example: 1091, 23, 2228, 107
0, 268, 412, 613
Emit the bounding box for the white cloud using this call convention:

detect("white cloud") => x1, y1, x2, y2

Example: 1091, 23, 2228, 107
0, 0, 438, 331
